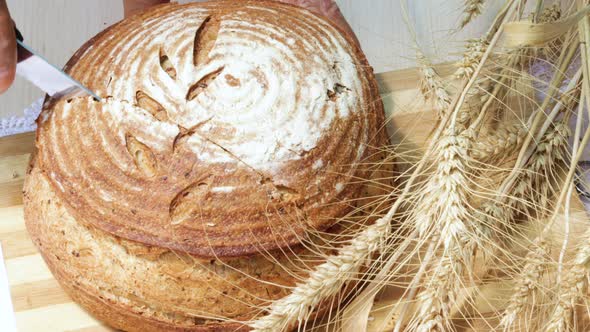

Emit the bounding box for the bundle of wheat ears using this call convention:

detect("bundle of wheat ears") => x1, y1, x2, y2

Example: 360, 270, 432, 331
180, 1, 590, 331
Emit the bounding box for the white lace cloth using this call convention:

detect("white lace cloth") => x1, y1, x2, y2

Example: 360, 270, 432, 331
0, 98, 43, 137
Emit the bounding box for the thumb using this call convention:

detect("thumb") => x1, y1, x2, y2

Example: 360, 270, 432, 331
0, 0, 16, 94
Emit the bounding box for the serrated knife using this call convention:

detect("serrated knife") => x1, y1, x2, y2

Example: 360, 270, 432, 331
15, 28, 101, 101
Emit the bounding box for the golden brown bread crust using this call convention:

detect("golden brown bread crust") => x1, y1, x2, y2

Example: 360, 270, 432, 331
34, 0, 384, 257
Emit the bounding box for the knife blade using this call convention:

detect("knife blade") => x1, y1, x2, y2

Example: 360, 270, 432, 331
15, 36, 101, 101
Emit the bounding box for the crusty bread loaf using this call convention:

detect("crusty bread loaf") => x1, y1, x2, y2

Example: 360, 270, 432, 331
24, 1, 387, 331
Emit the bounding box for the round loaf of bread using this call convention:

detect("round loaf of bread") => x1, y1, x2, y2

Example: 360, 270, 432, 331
24, 1, 387, 331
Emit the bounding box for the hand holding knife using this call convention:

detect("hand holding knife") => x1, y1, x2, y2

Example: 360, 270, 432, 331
0, 0, 99, 101
14, 28, 101, 101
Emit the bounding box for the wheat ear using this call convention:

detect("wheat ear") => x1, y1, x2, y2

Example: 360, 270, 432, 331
403, 0, 452, 119
500, 239, 550, 330
460, 0, 486, 28
413, 241, 476, 331
544, 228, 590, 332
407, 128, 477, 331
538, 4, 561, 23
499, 122, 571, 330
248, 217, 390, 331
470, 120, 565, 275
472, 123, 526, 162
511, 122, 570, 214
418, 52, 452, 117
456, 38, 489, 79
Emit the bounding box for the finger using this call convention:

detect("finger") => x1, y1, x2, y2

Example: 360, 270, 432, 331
0, 0, 16, 94
123, 0, 170, 18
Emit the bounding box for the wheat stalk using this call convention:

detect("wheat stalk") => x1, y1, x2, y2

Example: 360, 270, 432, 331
460, 0, 486, 28
542, 9, 590, 330
387, 3, 580, 331
499, 32, 580, 200
248, 216, 390, 331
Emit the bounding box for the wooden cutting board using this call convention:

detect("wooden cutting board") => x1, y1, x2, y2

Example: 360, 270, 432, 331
0, 67, 445, 332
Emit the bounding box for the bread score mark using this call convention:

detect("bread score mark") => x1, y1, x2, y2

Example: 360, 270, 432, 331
136, 90, 169, 122
169, 179, 210, 225
193, 16, 221, 66
186, 67, 225, 101
125, 134, 159, 177
159, 48, 177, 80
